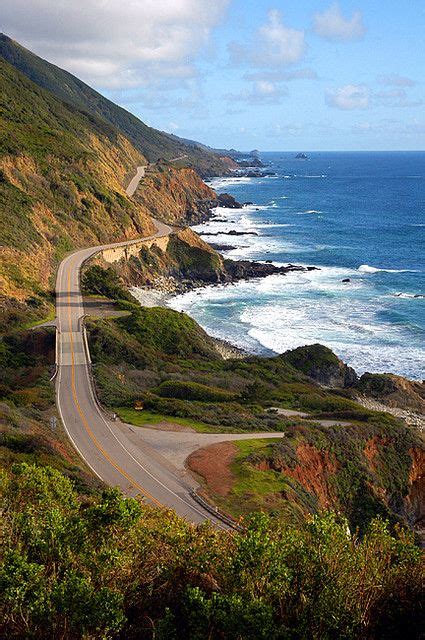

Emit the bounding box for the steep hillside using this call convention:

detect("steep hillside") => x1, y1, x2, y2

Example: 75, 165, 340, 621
0, 57, 157, 311
134, 165, 216, 224
0, 34, 236, 176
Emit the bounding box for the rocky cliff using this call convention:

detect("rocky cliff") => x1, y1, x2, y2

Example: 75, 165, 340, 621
0, 57, 155, 312
133, 165, 216, 225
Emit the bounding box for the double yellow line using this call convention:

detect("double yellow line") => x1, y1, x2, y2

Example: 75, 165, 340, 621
66, 264, 163, 508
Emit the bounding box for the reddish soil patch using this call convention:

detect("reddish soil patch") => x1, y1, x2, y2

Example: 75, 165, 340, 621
48, 439, 74, 463
364, 436, 388, 470
406, 447, 425, 531
256, 443, 338, 508
187, 442, 237, 497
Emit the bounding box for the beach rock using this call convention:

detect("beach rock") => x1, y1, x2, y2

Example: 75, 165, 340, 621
223, 260, 318, 282
208, 243, 238, 251
236, 158, 265, 168
217, 193, 242, 208
356, 373, 425, 413
198, 230, 258, 237
342, 278, 351, 283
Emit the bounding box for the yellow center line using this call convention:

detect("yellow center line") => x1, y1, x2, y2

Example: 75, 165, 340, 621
66, 263, 163, 508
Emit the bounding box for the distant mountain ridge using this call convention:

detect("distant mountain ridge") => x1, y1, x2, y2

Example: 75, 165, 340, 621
0, 34, 235, 176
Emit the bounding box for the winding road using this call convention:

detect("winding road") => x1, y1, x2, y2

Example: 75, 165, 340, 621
55, 166, 285, 527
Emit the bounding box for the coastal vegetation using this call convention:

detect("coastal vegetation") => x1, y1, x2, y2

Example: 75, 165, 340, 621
0, 33, 235, 176
0, 34, 423, 640
85, 306, 423, 534
1, 463, 423, 640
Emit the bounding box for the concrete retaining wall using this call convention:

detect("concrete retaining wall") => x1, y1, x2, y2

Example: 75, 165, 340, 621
101, 235, 170, 264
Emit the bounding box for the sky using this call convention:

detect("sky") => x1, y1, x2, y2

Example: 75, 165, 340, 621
2, 0, 425, 151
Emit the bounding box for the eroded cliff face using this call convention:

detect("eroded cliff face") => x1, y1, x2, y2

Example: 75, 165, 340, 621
133, 165, 216, 225
92, 226, 225, 294
0, 148, 156, 303
406, 447, 425, 536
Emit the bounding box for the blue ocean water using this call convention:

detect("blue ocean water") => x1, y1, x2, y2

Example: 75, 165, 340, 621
169, 152, 425, 379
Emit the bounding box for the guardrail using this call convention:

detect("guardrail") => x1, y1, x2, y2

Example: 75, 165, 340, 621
48, 326, 59, 382
189, 489, 244, 532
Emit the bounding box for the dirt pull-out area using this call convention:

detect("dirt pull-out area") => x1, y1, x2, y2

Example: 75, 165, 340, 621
142, 421, 195, 433
187, 442, 237, 497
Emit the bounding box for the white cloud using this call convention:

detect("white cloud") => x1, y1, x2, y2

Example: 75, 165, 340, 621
377, 74, 416, 87
313, 2, 365, 41
229, 10, 306, 68
326, 84, 369, 110
373, 88, 422, 108
1, 0, 229, 88
225, 81, 288, 105
244, 68, 318, 82
352, 118, 425, 137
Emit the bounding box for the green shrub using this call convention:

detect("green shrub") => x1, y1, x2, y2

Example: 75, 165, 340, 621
82, 265, 133, 301
1, 464, 423, 640
155, 380, 235, 403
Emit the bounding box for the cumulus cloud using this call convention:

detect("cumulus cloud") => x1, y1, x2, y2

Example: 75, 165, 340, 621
229, 10, 306, 68
244, 68, 318, 82
373, 88, 422, 108
1, 0, 229, 88
313, 2, 365, 41
326, 84, 369, 110
377, 73, 416, 87
225, 80, 288, 105
352, 118, 425, 137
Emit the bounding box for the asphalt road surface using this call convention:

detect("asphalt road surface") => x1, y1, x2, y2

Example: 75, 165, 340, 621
55, 190, 229, 525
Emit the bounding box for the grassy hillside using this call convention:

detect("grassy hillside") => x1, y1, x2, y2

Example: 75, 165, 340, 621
0, 34, 236, 176
0, 56, 157, 312
84, 306, 423, 533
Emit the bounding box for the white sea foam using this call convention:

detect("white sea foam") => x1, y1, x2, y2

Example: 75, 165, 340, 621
207, 176, 255, 190
393, 292, 424, 299
167, 265, 424, 379
358, 264, 418, 274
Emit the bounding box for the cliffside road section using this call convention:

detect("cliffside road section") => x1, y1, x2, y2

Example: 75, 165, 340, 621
125, 165, 146, 196
55, 216, 238, 525
54, 165, 287, 527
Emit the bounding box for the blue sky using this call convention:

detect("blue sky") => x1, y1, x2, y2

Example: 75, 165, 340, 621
3, 0, 425, 150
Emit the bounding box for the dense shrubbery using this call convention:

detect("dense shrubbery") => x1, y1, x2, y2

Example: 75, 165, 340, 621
1, 464, 423, 640
155, 380, 236, 402
86, 309, 423, 530
82, 265, 133, 302
118, 307, 220, 359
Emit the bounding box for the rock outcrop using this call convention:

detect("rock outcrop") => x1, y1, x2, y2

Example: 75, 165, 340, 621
281, 344, 358, 388
356, 372, 425, 413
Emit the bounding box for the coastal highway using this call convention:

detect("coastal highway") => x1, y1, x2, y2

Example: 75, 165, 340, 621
55, 167, 228, 526
55, 167, 284, 527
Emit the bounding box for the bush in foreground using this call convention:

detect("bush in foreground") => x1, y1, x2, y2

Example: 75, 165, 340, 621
1, 464, 423, 639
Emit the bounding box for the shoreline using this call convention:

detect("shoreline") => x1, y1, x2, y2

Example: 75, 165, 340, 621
129, 284, 248, 360
129, 172, 423, 384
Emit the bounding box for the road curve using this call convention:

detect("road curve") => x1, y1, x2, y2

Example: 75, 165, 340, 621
55, 179, 228, 524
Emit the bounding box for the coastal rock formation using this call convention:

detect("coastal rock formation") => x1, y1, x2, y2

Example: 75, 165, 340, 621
216, 192, 242, 208
91, 226, 317, 295
223, 259, 317, 281
356, 372, 425, 413
281, 343, 358, 388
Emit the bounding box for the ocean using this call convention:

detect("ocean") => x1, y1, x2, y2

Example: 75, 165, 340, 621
168, 152, 425, 380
